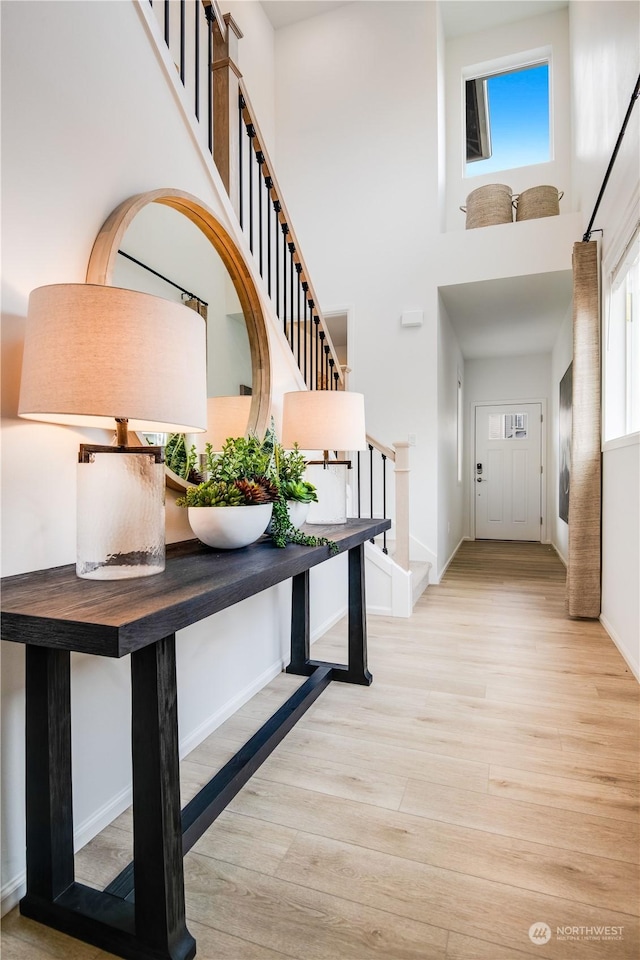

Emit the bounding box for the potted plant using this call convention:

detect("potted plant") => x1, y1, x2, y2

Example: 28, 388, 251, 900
274, 441, 318, 528
177, 431, 336, 554
176, 436, 277, 549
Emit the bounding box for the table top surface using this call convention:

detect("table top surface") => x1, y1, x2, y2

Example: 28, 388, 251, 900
0, 518, 390, 657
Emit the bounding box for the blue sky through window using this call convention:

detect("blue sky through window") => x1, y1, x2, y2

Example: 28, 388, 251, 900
466, 63, 550, 176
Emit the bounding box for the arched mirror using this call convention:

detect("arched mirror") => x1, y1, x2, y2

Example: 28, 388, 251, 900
86, 188, 271, 489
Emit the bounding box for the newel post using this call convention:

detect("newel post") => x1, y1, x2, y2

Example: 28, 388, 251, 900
212, 10, 243, 216
393, 441, 410, 571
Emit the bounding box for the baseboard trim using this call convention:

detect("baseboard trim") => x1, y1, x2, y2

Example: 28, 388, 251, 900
311, 604, 348, 643
548, 541, 568, 567
436, 536, 467, 583
600, 613, 640, 682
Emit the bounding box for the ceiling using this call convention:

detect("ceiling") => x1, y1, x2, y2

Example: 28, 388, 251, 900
261, 1, 568, 35
261, 1, 351, 30
261, 1, 573, 360
439, 0, 567, 38
439, 271, 573, 359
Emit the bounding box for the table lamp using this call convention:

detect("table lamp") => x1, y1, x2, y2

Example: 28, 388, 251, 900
281, 390, 367, 524
18, 283, 207, 579
201, 395, 252, 452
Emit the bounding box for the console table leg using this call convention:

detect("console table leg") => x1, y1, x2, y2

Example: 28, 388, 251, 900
347, 543, 373, 685
23, 646, 74, 901
131, 635, 195, 960
286, 570, 311, 675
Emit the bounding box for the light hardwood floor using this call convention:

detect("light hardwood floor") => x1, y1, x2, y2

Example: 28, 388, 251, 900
2, 541, 639, 959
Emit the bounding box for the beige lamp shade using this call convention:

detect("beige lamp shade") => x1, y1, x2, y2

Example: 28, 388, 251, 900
202, 395, 252, 451
281, 390, 367, 451
18, 284, 207, 433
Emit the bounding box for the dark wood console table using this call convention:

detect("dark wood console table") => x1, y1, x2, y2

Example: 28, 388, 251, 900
1, 518, 390, 960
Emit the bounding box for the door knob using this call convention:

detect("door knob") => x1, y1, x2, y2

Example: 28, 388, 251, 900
476, 477, 485, 483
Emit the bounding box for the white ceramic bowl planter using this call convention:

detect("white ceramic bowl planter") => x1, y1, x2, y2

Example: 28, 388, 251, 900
287, 500, 310, 528
188, 503, 273, 549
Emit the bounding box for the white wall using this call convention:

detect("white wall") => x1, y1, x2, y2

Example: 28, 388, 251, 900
272, 1, 579, 573
445, 6, 572, 231
463, 354, 552, 539
225, 0, 277, 158
273, 0, 441, 565
0, 0, 318, 913
437, 298, 465, 575
569, 0, 640, 678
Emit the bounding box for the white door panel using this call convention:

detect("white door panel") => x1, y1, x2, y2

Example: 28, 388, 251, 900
475, 403, 542, 541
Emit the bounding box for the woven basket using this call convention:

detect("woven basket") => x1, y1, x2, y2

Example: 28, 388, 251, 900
514, 185, 563, 221
460, 183, 513, 229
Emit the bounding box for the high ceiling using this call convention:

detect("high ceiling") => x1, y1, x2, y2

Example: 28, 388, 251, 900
261, 1, 568, 35
261, 1, 350, 30
260, 1, 573, 360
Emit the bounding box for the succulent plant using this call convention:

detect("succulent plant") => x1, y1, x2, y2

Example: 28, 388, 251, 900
281, 479, 318, 503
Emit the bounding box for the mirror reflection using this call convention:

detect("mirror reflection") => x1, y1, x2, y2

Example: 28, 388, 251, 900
113, 201, 253, 401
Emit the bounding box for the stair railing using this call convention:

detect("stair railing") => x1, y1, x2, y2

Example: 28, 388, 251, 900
142, 2, 412, 567
145, 0, 344, 392
236, 83, 344, 390
352, 438, 410, 571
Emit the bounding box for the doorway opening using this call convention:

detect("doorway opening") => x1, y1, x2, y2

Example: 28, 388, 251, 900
474, 401, 544, 541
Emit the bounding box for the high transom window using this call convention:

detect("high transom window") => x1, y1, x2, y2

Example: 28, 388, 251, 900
465, 61, 550, 177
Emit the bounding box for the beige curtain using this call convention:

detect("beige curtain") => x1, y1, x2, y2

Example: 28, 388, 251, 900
567, 241, 601, 618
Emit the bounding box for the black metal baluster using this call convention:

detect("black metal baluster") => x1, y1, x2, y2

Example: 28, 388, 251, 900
369, 444, 374, 535
382, 454, 388, 553
266, 177, 273, 296
164, 0, 170, 45
194, 0, 199, 119
282, 223, 289, 336
247, 124, 256, 253
302, 283, 309, 386
179, 0, 185, 83
206, 3, 213, 152
324, 344, 330, 392
296, 264, 302, 369
319, 330, 325, 389
256, 152, 265, 276
334, 369, 340, 389
274, 200, 281, 318
313, 316, 320, 389
288, 242, 295, 351
329, 358, 335, 390
238, 95, 245, 229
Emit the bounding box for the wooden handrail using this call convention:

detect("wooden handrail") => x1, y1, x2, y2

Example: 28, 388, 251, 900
366, 434, 395, 462
238, 79, 344, 389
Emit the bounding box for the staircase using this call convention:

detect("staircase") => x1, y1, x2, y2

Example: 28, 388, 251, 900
143, 0, 429, 615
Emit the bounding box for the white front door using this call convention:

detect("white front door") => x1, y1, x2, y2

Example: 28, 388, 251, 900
474, 402, 542, 541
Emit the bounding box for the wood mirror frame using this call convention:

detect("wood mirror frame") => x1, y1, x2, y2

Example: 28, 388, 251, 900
86, 188, 271, 490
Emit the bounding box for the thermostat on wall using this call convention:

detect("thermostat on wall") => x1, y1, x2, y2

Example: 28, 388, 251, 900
401, 310, 423, 327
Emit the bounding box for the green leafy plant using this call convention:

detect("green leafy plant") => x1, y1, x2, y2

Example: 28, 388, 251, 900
268, 496, 338, 555
281, 479, 318, 503
205, 435, 272, 484
163, 433, 202, 483
176, 477, 278, 508
262, 425, 318, 504
177, 428, 336, 555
